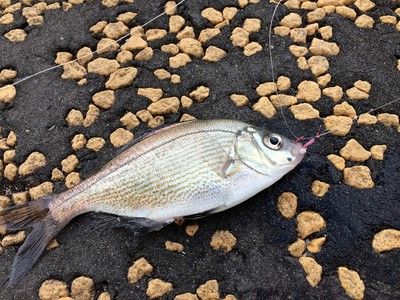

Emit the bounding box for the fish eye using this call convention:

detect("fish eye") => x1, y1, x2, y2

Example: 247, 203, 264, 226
263, 134, 283, 150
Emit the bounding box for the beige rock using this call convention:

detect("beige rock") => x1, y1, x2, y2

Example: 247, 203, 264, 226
62, 62, 87, 80
290, 28, 307, 43
355, 14, 374, 29
61, 154, 79, 174
210, 230, 236, 252
223, 7, 238, 21
277, 192, 297, 219
307, 56, 329, 76
290, 103, 320, 120
171, 74, 181, 84
203, 46, 227, 62
164, 0, 177, 15
230, 94, 248, 107
38, 279, 69, 300
6, 131, 17, 147
65, 172, 81, 189
86, 137, 106, 152
169, 15, 185, 33
297, 57, 309, 70
83, 104, 100, 127
176, 26, 195, 40
317, 73, 331, 86
154, 69, 171, 80
117, 11, 137, 24
3, 2, 20, 12
340, 139, 371, 162
277, 76, 291, 91
51, 168, 64, 181
3, 149, 15, 163
88, 58, 119, 76
136, 110, 153, 123
243, 42, 262, 56
175, 293, 199, 300
4, 29, 27, 42
273, 26, 290, 36
296, 81, 321, 102
0, 195, 11, 210
116, 51, 133, 63
201, 7, 223, 25
101, 0, 118, 8
121, 36, 147, 51
299, 257, 323, 287
71, 134, 87, 150
354, 0, 375, 11
185, 223, 199, 236
2, 230, 26, 247
148, 116, 164, 128
307, 8, 326, 23
196, 280, 219, 300
146, 29, 167, 41
97, 292, 112, 300
370, 145, 386, 160
129, 25, 144, 37
223, 295, 238, 300
288, 238, 306, 257
307, 237, 326, 253
337, 267, 365, 300
165, 240, 184, 253
12, 192, 28, 205
238, 0, 249, 8
305, 23, 319, 35
18, 152, 46, 176
89, 20, 107, 33
120, 112, 140, 130
178, 38, 204, 57
372, 229, 400, 253
253, 97, 277, 118
323, 116, 352, 136
138, 87, 163, 103
147, 97, 180, 115
318, 25, 333, 40
230, 27, 250, 47
327, 154, 345, 171
284, 0, 300, 9
301, 1, 318, 9
103, 21, 129, 39
189, 86, 210, 102
353, 80, 371, 93
71, 276, 94, 300
106, 67, 137, 89
0, 138, 9, 150
198, 28, 221, 44
170, 53, 192, 68
146, 279, 173, 299
243, 18, 261, 33
336, 6, 357, 19
128, 257, 153, 284
357, 113, 377, 125
297, 211, 326, 239
181, 96, 193, 108
309, 38, 340, 56
311, 180, 330, 197
29, 182, 53, 200
377, 113, 399, 127
0, 13, 14, 25
343, 166, 374, 188
280, 13, 302, 28
110, 128, 133, 147
92, 90, 115, 109
346, 87, 369, 100
256, 82, 277, 96
333, 101, 356, 118
0, 69, 17, 82
289, 45, 308, 57
270, 94, 297, 107
96, 38, 119, 55
322, 86, 343, 102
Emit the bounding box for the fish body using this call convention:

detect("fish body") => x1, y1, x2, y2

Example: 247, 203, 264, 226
0, 119, 306, 285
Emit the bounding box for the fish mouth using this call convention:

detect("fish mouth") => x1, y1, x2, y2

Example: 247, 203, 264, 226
291, 143, 307, 161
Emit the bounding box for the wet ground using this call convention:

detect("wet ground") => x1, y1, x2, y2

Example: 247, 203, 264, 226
0, 0, 400, 299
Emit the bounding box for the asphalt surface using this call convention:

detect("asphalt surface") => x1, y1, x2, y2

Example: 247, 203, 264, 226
0, 0, 400, 299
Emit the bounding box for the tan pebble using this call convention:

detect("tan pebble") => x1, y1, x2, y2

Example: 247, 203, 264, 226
277, 192, 297, 218
318, 25, 333, 40
18, 152, 46, 176
377, 113, 399, 127
180, 113, 196, 122
89, 20, 107, 33
117, 11, 137, 24
3, 149, 15, 163
174, 293, 199, 300
372, 229, 400, 253
317, 73, 331, 86
243, 18, 261, 34
170, 53, 192, 68
92, 90, 115, 109
201, 7, 223, 25
288, 238, 306, 257
154, 69, 171, 80
357, 113, 377, 125
301, 1, 318, 10
355, 14, 374, 29
2, 231, 26, 247
290, 103, 320, 120
343, 166, 374, 188
0, 195, 11, 210
171, 74, 180, 84
65, 172, 80, 189
223, 7, 238, 21
185, 223, 199, 236
83, 104, 100, 127
147, 97, 180, 115
396, 8, 400, 17
297, 211, 326, 239
29, 182, 53, 200
256, 82, 277, 96
307, 56, 329, 76
305, 23, 319, 35
289, 45, 308, 57
135, 47, 154, 61
290, 28, 308, 43
276, 76, 291, 91
4, 29, 27, 42
333, 101, 356, 118
273, 26, 291, 36
116, 51, 133, 63
299, 257, 323, 287
296, 81, 321, 102
181, 96, 193, 108
297, 57, 309, 70
230, 94, 248, 107
338, 267, 365, 300
128, 257, 153, 284
280, 13, 302, 28
238, 0, 249, 8
61, 154, 79, 174
223, 295, 238, 300
145, 29, 167, 41
309, 38, 340, 56
121, 36, 147, 51
106, 67, 138, 89
196, 280, 220, 300
340, 139, 371, 162
203, 46, 227, 62
110, 128, 133, 147
323, 116, 352, 136
253, 97, 277, 118
370, 145, 387, 160
178, 38, 204, 57
61, 62, 87, 80
322, 86, 343, 102
120, 112, 140, 130
307, 8, 326, 23
96, 38, 120, 55
311, 180, 330, 197
164, 1, 177, 15
165, 240, 184, 253
198, 28, 221, 44
230, 27, 250, 47
148, 116, 164, 128
0, 69, 17, 82
71, 276, 94, 300
136, 110, 153, 123
88, 58, 119, 76
6, 131, 17, 147
189, 86, 210, 102
3, 2, 20, 13
0, 138, 9, 150
51, 168, 64, 181
176, 26, 195, 40
243, 42, 262, 56
336, 6, 357, 19
0, 13, 14, 25
101, 0, 118, 7
44, 238, 58, 250
129, 25, 144, 37
327, 154, 345, 171
0, 85, 17, 103
169, 15, 185, 33
12, 192, 28, 205
97, 292, 112, 300
284, 0, 300, 9
146, 278, 173, 299
103, 21, 129, 39
354, 80, 371, 93
86, 137, 106, 152
270, 94, 297, 107
71, 134, 87, 150
38, 279, 69, 300
210, 230, 236, 252
354, 0, 375, 11
138, 87, 163, 103
26, 15, 43, 26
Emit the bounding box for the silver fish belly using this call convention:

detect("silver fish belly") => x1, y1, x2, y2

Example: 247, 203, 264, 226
0, 119, 306, 286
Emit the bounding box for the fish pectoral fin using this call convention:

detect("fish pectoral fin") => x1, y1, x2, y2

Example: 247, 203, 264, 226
219, 158, 234, 178
89, 213, 168, 235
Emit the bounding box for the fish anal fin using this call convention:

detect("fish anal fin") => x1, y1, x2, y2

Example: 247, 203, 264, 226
183, 208, 221, 219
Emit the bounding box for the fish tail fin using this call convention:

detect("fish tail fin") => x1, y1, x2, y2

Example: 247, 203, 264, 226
0, 196, 63, 287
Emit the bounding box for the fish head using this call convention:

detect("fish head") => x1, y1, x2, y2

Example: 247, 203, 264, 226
234, 126, 306, 176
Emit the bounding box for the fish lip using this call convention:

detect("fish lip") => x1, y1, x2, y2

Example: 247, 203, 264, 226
291, 142, 307, 160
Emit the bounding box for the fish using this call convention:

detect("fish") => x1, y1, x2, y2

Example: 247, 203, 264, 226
0, 119, 307, 286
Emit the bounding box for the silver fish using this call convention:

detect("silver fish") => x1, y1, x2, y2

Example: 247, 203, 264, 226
0, 119, 306, 286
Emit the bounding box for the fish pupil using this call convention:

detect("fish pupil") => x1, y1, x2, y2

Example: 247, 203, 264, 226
269, 136, 279, 145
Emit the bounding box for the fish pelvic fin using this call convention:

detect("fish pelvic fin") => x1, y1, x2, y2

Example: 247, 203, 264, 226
0, 196, 63, 287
